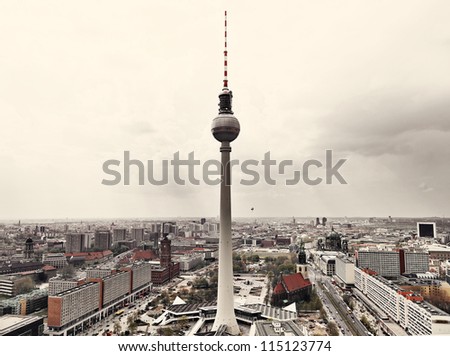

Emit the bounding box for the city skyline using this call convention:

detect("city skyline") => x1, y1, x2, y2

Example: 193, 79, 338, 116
1, 1, 450, 219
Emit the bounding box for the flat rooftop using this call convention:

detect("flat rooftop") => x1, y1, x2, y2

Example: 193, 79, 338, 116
0, 315, 42, 335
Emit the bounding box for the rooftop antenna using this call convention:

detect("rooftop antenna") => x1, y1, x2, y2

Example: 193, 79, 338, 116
223, 10, 228, 89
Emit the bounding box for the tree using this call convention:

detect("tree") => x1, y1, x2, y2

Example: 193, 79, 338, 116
15, 277, 35, 295
327, 321, 339, 336
61, 264, 76, 279
127, 312, 138, 335
319, 307, 328, 322
360, 315, 376, 335
113, 321, 122, 335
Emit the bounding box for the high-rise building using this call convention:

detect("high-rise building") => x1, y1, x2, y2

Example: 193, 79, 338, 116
210, 11, 240, 335
94, 230, 112, 250
65, 233, 87, 253
131, 228, 145, 244
47, 282, 100, 332
335, 256, 355, 286
356, 249, 429, 277
113, 228, 127, 244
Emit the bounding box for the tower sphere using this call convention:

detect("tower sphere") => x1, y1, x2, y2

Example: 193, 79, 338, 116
211, 113, 240, 142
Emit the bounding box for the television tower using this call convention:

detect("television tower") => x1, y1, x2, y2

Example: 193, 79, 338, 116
211, 10, 240, 335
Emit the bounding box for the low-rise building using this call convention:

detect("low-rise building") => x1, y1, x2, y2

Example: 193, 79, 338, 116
42, 253, 67, 269
0, 315, 44, 336
177, 253, 204, 271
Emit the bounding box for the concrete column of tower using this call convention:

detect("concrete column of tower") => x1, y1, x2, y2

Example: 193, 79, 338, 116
211, 141, 240, 335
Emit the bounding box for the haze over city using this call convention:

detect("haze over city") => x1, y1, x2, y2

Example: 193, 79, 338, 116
1, 1, 450, 219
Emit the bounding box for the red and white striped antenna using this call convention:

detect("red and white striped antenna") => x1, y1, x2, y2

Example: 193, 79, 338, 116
223, 10, 228, 89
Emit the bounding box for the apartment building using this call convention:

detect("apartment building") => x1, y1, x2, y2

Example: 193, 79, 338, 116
355, 267, 450, 335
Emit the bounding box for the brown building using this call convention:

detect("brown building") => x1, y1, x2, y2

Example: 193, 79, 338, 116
151, 237, 180, 285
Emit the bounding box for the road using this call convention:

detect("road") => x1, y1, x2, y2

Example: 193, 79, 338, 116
308, 263, 368, 336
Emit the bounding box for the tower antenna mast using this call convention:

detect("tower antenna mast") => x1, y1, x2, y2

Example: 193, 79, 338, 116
223, 10, 228, 89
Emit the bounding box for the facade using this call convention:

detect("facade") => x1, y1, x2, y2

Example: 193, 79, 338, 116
150, 237, 180, 285
18, 290, 48, 315
85, 269, 112, 279
94, 230, 112, 250
24, 238, 34, 259
403, 251, 429, 274
113, 228, 127, 244
65, 233, 88, 254
177, 253, 204, 271
129, 263, 152, 291
319, 255, 336, 276
0, 261, 43, 275
427, 245, 450, 261
0, 275, 22, 297
48, 276, 84, 296
355, 267, 450, 335
131, 228, 145, 245
42, 253, 68, 269
356, 250, 400, 277
335, 256, 355, 285
0, 289, 48, 315
48, 282, 101, 331
356, 249, 429, 277
97, 271, 131, 307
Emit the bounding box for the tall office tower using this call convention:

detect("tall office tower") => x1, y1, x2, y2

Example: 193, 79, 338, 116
131, 228, 145, 244
148, 232, 159, 251
94, 230, 112, 250
113, 228, 127, 243
24, 238, 34, 259
65, 233, 87, 253
210, 11, 240, 335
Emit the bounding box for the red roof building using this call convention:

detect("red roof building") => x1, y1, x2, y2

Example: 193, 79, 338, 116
272, 272, 312, 307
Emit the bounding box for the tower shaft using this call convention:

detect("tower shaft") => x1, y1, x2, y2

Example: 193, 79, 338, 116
212, 141, 239, 335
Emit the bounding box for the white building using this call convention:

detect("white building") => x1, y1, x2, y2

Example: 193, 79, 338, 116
177, 254, 204, 271
319, 255, 336, 276
48, 276, 83, 296
42, 253, 68, 269
355, 267, 450, 335
130, 263, 152, 291
85, 269, 112, 279
335, 256, 355, 285
101, 271, 131, 307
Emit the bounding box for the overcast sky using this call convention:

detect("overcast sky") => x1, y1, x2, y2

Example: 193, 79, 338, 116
1, 0, 450, 219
